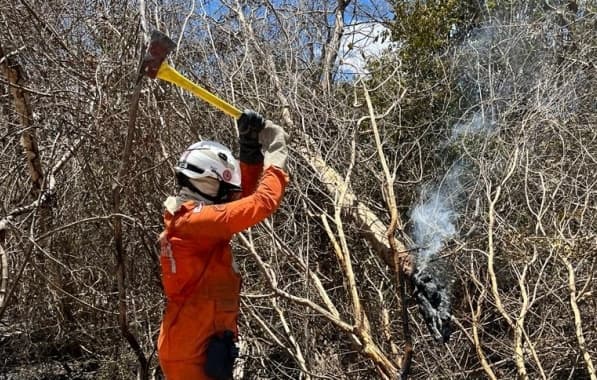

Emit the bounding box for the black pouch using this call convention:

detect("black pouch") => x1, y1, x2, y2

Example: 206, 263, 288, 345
205, 330, 239, 380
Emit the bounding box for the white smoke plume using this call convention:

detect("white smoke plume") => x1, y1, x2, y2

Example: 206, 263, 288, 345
451, 111, 495, 141
412, 111, 492, 261
410, 164, 464, 343
411, 164, 463, 264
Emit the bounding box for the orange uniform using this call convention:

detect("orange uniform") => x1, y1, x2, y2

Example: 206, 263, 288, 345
158, 163, 288, 379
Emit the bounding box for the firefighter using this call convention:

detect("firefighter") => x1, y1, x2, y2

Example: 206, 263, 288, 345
157, 110, 289, 379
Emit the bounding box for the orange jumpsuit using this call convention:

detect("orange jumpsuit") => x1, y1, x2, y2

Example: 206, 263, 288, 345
158, 163, 288, 379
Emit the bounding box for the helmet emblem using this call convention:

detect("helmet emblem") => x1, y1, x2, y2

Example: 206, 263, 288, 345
222, 169, 232, 182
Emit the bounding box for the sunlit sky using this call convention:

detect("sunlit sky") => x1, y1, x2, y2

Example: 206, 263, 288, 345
193, 0, 397, 79
338, 21, 397, 77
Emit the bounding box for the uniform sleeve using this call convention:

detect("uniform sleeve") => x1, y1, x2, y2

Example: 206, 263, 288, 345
240, 161, 263, 197
181, 166, 288, 239
220, 165, 287, 234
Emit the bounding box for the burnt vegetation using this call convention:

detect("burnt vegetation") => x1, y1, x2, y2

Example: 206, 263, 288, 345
1, 1, 596, 379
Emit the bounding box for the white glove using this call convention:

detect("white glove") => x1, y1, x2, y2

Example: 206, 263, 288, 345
259, 120, 289, 170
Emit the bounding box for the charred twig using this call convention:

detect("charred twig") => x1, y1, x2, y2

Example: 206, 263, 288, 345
411, 260, 453, 344
396, 246, 427, 255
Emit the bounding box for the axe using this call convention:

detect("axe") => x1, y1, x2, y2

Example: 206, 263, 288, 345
141, 30, 242, 119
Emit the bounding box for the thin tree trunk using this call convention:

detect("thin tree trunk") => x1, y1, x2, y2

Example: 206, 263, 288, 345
0, 42, 43, 190
110, 58, 148, 380
321, 0, 350, 92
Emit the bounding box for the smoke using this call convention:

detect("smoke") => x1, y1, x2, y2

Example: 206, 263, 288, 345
411, 164, 463, 263
412, 110, 491, 259
409, 111, 491, 344
451, 111, 495, 141
409, 165, 463, 343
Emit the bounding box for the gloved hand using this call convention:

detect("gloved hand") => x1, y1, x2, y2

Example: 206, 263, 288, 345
259, 121, 289, 170
238, 110, 265, 164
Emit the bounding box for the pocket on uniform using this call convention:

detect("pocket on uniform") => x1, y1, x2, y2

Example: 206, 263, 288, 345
214, 297, 239, 333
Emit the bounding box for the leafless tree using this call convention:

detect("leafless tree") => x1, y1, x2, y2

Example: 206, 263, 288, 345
0, 0, 595, 379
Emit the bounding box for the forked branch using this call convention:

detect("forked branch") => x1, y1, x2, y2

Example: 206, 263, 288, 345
362, 83, 412, 377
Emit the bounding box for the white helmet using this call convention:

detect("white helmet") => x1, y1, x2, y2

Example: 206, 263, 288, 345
175, 141, 241, 189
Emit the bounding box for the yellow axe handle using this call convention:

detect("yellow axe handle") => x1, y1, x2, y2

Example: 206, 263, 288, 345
156, 62, 242, 119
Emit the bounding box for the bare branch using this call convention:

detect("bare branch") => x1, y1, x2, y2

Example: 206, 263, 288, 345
560, 252, 597, 380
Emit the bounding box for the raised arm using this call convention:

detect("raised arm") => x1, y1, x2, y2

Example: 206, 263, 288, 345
223, 110, 289, 233
182, 111, 289, 238
211, 165, 288, 234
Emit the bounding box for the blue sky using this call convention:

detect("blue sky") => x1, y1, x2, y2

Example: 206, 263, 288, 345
171, 0, 397, 79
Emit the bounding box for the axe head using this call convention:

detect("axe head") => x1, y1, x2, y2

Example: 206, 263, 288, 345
142, 31, 176, 79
